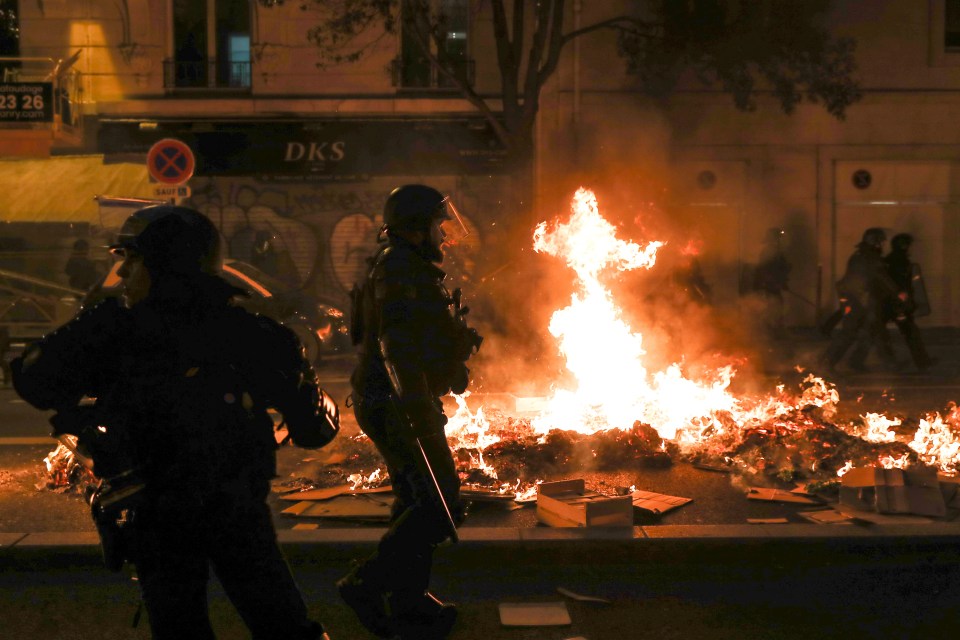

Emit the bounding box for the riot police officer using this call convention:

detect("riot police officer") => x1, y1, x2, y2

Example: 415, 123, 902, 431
12, 206, 338, 640
884, 233, 934, 371
822, 227, 900, 372
339, 184, 481, 640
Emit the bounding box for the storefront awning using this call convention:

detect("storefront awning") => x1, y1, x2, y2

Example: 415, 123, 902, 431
0, 155, 153, 224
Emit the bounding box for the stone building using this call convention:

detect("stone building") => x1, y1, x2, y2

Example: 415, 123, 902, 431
1, 0, 959, 330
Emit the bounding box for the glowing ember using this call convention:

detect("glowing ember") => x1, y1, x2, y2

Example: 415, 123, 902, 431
859, 413, 901, 443
909, 405, 960, 473
347, 468, 383, 490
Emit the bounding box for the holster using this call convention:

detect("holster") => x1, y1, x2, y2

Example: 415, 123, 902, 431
88, 477, 143, 572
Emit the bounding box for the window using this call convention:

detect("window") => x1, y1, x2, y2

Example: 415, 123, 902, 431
169, 0, 251, 89
946, 0, 960, 49
438, 0, 469, 88
397, 0, 472, 89
0, 0, 19, 81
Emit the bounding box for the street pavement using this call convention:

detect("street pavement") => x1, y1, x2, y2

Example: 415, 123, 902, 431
2, 328, 960, 637
2, 328, 960, 536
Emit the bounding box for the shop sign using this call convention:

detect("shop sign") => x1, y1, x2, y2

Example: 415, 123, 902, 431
100, 118, 509, 179
0, 82, 54, 123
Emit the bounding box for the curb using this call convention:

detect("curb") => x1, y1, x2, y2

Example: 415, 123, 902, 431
4, 522, 960, 552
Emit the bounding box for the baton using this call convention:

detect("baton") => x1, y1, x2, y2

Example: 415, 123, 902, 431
389, 397, 460, 543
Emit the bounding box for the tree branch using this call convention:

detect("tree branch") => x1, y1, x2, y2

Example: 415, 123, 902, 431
490, 0, 518, 106
521, 0, 554, 121
536, 0, 569, 97
405, 4, 513, 149
561, 15, 658, 47
510, 0, 525, 70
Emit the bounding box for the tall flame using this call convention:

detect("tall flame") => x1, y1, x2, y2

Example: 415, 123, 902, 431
530, 188, 770, 442
444, 187, 960, 479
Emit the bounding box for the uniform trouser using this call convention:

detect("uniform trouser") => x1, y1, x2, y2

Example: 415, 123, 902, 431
824, 298, 868, 366
352, 395, 462, 598
893, 315, 932, 368
824, 297, 895, 368
848, 302, 896, 368
133, 486, 323, 640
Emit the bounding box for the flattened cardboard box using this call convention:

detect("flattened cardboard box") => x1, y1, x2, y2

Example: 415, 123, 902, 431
536, 479, 633, 528
840, 466, 945, 517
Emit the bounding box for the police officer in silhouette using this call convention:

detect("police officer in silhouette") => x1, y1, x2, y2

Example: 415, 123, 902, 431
13, 206, 339, 640
822, 227, 900, 372
340, 185, 481, 640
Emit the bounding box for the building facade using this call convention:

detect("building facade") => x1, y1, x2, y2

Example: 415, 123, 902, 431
2, 0, 960, 330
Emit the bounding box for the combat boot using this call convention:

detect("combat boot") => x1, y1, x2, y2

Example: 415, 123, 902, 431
336, 569, 395, 638
390, 591, 458, 640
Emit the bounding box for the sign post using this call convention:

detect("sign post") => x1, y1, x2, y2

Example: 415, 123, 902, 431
146, 138, 195, 203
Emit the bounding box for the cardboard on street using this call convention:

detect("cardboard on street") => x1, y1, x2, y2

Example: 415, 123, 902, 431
840, 466, 945, 517
499, 602, 572, 626
536, 479, 633, 528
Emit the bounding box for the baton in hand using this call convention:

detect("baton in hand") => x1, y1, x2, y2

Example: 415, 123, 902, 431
388, 397, 459, 543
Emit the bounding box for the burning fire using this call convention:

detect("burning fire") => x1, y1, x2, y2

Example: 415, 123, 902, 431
37, 188, 960, 496
526, 188, 802, 448
442, 187, 960, 482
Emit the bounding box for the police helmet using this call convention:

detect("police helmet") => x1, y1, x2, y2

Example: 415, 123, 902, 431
891, 233, 913, 251
382, 184, 450, 233
110, 205, 222, 275
861, 227, 887, 245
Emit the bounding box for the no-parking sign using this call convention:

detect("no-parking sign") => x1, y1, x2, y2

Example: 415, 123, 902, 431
147, 138, 195, 185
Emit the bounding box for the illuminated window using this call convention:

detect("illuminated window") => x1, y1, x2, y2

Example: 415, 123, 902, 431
170, 0, 250, 88
397, 0, 472, 89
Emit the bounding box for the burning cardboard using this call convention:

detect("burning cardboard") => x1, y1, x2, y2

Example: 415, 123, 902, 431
839, 466, 945, 517
536, 479, 633, 528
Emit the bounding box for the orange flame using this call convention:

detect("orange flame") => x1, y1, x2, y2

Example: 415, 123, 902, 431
445, 187, 960, 481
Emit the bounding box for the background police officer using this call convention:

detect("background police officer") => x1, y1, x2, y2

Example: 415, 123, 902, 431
12, 206, 338, 640
340, 184, 480, 640
884, 233, 935, 371
822, 227, 901, 372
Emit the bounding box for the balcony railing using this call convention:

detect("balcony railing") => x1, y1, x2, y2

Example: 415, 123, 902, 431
163, 59, 251, 90
391, 57, 475, 90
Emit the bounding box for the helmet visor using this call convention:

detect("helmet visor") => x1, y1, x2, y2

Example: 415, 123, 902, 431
440, 198, 470, 248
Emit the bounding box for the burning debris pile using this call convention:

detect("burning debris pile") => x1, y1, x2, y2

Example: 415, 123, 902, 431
438, 384, 946, 494
436, 187, 960, 495
41, 436, 96, 494
39, 188, 960, 508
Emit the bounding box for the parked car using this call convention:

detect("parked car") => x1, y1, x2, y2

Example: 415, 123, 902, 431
83, 258, 351, 366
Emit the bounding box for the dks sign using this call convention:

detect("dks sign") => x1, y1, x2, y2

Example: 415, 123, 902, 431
99, 118, 508, 179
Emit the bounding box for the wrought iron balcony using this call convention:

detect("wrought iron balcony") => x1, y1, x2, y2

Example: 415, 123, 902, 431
391, 57, 475, 90
163, 59, 251, 90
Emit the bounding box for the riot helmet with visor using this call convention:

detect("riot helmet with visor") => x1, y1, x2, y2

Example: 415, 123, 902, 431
110, 206, 223, 276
